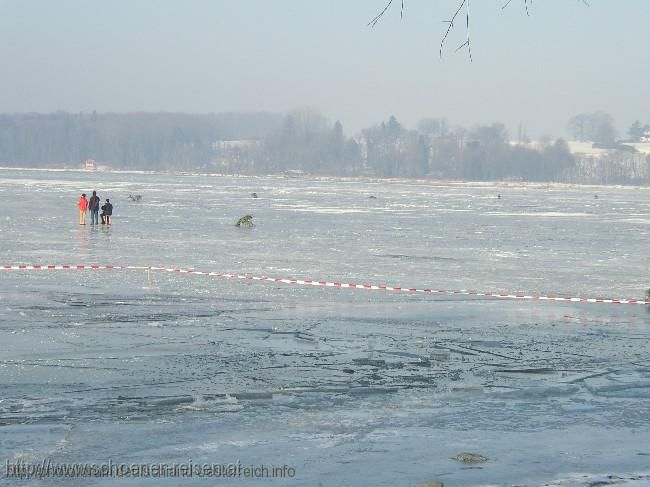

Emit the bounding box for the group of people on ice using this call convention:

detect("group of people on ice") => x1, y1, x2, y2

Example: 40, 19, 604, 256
77, 190, 113, 225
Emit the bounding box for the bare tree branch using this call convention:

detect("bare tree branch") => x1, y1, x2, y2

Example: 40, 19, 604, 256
367, 0, 394, 28
369, 0, 475, 60
367, 0, 405, 28
440, 0, 470, 60
456, 0, 472, 62
369, 0, 589, 59
502, 0, 532, 17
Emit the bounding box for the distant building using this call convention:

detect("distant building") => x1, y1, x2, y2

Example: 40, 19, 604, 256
566, 139, 650, 156
84, 159, 96, 170
621, 142, 650, 155
212, 139, 260, 151
509, 140, 545, 150
566, 141, 609, 158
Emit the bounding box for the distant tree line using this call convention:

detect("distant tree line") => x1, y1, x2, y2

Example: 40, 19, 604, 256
0, 111, 283, 170
1, 110, 649, 184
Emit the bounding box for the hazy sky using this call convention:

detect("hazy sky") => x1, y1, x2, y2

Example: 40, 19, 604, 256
0, 0, 648, 139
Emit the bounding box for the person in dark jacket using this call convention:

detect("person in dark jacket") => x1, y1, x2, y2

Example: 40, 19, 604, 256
88, 190, 100, 225
101, 198, 113, 225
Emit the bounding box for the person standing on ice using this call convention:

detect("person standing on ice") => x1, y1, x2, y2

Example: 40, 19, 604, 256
88, 190, 100, 225
77, 193, 88, 225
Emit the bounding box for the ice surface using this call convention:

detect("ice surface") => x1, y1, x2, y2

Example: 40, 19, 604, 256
1, 169, 650, 486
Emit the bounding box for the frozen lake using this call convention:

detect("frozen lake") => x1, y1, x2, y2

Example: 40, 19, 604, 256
1, 168, 650, 486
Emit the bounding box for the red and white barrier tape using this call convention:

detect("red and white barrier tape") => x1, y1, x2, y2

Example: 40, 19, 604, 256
2, 264, 649, 306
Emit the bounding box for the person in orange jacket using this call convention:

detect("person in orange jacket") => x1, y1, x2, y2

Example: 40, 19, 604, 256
77, 193, 88, 225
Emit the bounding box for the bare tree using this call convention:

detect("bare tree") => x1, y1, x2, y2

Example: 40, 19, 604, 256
567, 111, 616, 145
368, 0, 590, 60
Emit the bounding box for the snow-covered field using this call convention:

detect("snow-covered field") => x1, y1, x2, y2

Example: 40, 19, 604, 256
1, 168, 649, 486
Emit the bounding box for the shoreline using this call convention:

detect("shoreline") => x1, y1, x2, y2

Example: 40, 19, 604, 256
0, 166, 648, 191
